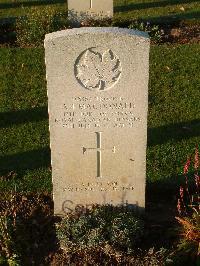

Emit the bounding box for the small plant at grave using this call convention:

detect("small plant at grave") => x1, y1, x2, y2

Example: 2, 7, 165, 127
80, 17, 112, 27
0, 191, 21, 266
16, 7, 69, 47
56, 205, 144, 260
128, 21, 164, 43
174, 146, 200, 265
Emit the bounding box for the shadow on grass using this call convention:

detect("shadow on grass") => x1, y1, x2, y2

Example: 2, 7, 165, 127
0, 147, 50, 174
115, 0, 199, 12
146, 175, 182, 200
148, 119, 200, 146
0, 0, 65, 10
114, 10, 200, 26
0, 106, 48, 128
145, 10, 200, 24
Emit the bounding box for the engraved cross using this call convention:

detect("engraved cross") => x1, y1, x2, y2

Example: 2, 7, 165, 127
83, 132, 116, 178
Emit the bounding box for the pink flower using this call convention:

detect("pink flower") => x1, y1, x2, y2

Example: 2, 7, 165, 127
194, 146, 199, 170
184, 157, 191, 175
180, 186, 184, 199
177, 199, 182, 215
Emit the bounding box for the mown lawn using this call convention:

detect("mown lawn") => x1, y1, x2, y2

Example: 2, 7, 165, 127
115, 0, 200, 23
0, 48, 51, 191
0, 0, 67, 19
0, 44, 199, 192
0, 0, 199, 24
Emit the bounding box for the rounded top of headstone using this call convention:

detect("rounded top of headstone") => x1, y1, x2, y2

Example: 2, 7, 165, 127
44, 27, 149, 44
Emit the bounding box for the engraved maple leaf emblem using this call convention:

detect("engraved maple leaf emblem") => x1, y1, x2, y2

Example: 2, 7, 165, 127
75, 48, 122, 91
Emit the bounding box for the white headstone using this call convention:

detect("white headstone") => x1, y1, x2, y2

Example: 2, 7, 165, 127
68, 0, 113, 22
45, 28, 150, 215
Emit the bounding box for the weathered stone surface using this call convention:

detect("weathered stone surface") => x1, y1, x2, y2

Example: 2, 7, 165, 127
45, 28, 150, 215
68, 0, 113, 22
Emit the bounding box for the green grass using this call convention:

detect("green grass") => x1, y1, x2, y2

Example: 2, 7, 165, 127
148, 44, 200, 184
115, 0, 200, 24
0, 48, 51, 192
0, 44, 199, 192
0, 0, 199, 24
0, 0, 67, 20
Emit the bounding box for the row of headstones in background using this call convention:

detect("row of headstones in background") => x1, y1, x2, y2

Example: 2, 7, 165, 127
45, 27, 150, 215
68, 0, 113, 22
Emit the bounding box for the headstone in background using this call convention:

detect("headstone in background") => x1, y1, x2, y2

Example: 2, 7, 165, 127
68, 0, 113, 22
45, 28, 150, 215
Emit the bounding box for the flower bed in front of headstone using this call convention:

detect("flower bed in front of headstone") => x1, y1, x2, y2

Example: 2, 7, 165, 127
1, 150, 199, 266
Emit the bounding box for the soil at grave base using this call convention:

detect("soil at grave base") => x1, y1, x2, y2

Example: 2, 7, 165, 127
162, 24, 200, 45
0, 192, 178, 265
